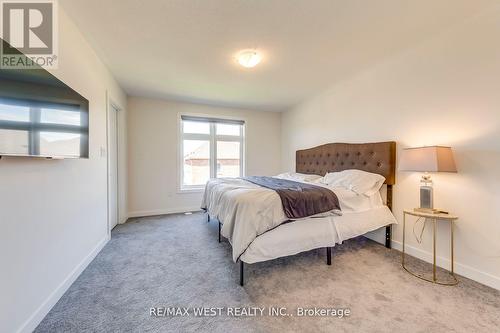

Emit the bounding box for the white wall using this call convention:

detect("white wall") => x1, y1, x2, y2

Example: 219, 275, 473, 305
0, 8, 127, 333
281, 9, 500, 289
127, 97, 281, 217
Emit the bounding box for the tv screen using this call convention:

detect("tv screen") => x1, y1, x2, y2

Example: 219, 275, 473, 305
0, 41, 89, 158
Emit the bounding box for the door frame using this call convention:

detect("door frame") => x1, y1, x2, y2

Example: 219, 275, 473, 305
106, 93, 122, 235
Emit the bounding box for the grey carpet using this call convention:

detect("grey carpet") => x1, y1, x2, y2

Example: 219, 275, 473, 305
36, 212, 500, 333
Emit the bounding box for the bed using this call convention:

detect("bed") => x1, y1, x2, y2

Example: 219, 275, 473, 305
202, 142, 397, 285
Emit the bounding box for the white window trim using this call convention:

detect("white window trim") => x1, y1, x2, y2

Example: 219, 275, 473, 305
178, 114, 246, 192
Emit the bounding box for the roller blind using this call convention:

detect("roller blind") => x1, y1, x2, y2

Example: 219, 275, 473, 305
181, 115, 245, 125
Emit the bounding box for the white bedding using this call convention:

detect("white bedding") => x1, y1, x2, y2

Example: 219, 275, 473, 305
202, 178, 289, 262
241, 206, 396, 263
201, 177, 395, 262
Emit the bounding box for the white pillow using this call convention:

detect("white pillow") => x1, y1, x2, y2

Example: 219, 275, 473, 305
321, 169, 385, 196
275, 172, 322, 183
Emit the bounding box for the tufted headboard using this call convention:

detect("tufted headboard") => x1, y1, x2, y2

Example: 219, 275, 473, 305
296, 142, 396, 185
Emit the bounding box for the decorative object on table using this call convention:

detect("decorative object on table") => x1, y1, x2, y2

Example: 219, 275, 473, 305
399, 146, 457, 214
402, 209, 459, 285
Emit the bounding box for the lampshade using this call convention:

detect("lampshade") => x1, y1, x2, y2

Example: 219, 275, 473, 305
399, 146, 457, 172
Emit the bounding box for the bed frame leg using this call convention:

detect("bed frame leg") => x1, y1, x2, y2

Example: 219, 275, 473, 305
207, 213, 210, 223
218, 222, 221, 243
386, 185, 393, 249
385, 225, 392, 249
326, 247, 332, 265
240, 261, 244, 286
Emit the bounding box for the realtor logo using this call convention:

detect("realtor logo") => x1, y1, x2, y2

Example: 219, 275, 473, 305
1, 0, 58, 69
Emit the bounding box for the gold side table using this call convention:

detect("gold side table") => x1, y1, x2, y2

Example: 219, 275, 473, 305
402, 209, 459, 285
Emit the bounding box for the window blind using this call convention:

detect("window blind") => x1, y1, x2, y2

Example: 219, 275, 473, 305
181, 115, 245, 125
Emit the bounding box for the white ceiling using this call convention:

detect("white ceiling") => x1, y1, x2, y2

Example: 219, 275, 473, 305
60, 0, 498, 111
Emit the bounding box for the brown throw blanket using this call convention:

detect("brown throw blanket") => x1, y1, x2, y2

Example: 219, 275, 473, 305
243, 176, 340, 219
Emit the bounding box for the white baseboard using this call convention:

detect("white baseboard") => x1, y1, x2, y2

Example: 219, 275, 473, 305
17, 235, 110, 333
127, 206, 202, 218
391, 240, 500, 290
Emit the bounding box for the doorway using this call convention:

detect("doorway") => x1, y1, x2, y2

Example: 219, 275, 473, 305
107, 101, 120, 233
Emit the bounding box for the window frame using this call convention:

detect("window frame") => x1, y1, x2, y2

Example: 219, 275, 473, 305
178, 114, 245, 192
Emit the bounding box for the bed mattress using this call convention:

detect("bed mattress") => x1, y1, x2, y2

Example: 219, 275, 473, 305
240, 206, 396, 263
202, 177, 395, 262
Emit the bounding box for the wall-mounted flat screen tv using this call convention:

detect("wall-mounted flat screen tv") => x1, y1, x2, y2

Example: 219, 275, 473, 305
0, 40, 89, 158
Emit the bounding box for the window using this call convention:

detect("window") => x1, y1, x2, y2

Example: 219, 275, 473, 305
180, 115, 244, 190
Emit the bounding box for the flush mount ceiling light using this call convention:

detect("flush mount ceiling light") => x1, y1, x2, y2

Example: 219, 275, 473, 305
237, 50, 262, 68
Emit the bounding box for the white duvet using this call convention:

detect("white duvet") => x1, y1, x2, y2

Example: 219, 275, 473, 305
201, 177, 393, 262
241, 206, 396, 263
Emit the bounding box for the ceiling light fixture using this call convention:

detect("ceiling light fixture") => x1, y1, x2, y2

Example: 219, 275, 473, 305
237, 50, 262, 68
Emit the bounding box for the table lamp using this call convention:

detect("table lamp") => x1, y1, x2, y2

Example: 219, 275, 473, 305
399, 146, 457, 214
